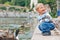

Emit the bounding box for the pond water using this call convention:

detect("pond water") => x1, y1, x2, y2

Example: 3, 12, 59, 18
0, 12, 38, 40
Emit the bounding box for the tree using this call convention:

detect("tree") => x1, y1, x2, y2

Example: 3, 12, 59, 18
11, 0, 15, 5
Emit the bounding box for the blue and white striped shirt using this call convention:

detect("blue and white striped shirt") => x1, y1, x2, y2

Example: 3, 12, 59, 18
37, 12, 52, 23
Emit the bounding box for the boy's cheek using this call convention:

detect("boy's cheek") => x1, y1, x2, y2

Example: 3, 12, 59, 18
36, 9, 41, 13
37, 9, 46, 13
41, 9, 46, 13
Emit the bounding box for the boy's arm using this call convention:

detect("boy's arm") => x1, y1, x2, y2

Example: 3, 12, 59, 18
44, 13, 52, 22
46, 13, 52, 19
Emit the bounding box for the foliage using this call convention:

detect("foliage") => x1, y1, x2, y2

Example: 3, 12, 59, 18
0, 0, 8, 4
8, 7, 15, 11
0, 6, 7, 10
15, 8, 20, 11
0, 0, 57, 17
4, 1, 11, 6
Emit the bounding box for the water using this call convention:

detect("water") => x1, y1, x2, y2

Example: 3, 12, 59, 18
0, 12, 38, 40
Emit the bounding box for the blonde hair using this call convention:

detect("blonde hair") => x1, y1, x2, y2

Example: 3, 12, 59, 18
35, 3, 45, 10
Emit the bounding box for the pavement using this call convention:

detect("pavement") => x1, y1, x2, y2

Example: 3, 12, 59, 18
31, 25, 60, 40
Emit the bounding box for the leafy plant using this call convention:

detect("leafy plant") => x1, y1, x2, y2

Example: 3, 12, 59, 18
0, 6, 7, 10
8, 7, 15, 11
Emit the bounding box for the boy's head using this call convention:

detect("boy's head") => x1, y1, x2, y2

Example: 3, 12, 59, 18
36, 3, 46, 14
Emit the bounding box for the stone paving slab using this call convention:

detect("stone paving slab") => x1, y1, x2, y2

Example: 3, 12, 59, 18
31, 25, 60, 40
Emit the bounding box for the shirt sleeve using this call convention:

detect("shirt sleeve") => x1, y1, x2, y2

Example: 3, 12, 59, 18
44, 13, 52, 22
46, 13, 52, 19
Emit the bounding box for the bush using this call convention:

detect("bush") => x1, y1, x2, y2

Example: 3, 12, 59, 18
15, 8, 20, 11
4, 1, 11, 6
8, 7, 15, 11
0, 6, 7, 10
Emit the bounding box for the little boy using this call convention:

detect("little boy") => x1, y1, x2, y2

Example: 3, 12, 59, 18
36, 3, 55, 36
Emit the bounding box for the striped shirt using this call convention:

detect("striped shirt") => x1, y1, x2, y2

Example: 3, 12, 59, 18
36, 12, 52, 23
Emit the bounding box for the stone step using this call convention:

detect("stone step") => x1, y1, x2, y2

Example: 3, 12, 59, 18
31, 26, 60, 40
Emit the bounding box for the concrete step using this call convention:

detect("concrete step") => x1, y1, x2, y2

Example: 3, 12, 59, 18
31, 26, 60, 40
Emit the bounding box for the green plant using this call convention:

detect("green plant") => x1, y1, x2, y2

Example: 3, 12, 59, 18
8, 7, 15, 11
15, 8, 20, 11
0, 6, 7, 10
4, 1, 11, 6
